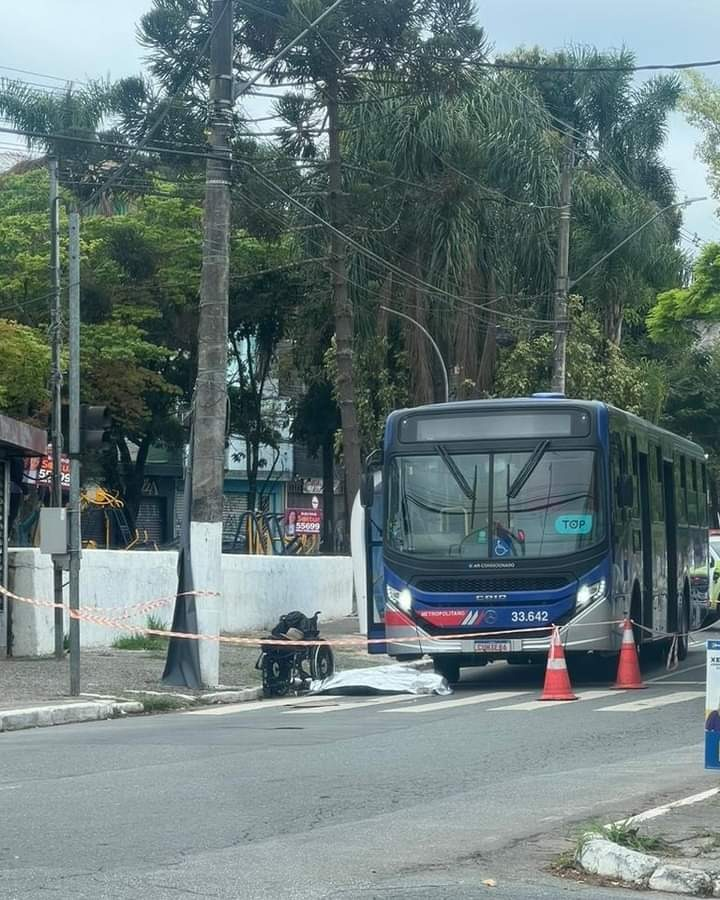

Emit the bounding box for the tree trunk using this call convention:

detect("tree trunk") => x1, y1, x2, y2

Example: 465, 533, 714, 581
476, 272, 498, 395
327, 73, 361, 511
605, 295, 624, 347
404, 260, 434, 404
321, 436, 335, 554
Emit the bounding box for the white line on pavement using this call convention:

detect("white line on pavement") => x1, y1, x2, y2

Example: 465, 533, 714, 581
385, 691, 530, 714
612, 787, 720, 826
185, 695, 333, 716
646, 663, 706, 684
488, 689, 620, 711
284, 695, 416, 714
598, 691, 705, 712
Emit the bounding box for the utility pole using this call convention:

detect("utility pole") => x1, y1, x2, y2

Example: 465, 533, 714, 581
551, 135, 574, 396
68, 211, 81, 696
190, 0, 233, 688
48, 158, 64, 660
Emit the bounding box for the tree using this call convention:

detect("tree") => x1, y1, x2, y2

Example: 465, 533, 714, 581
506, 47, 683, 344
682, 72, 720, 204
647, 243, 720, 343
0, 77, 143, 211
226, 235, 304, 511
495, 297, 659, 418
0, 319, 50, 422
341, 74, 557, 402
236, 0, 486, 510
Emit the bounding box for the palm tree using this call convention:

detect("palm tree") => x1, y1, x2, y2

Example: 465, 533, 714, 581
0, 78, 124, 210
342, 73, 559, 401
504, 47, 684, 344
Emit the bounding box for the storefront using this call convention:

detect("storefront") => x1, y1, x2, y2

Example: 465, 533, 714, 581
0, 414, 47, 655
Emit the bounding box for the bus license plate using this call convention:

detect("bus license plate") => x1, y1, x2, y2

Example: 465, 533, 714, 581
474, 640, 511, 653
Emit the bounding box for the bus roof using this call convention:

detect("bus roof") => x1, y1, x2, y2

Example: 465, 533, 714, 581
387, 397, 707, 458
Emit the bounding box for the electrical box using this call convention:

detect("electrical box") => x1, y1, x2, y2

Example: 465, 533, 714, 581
40, 507, 68, 555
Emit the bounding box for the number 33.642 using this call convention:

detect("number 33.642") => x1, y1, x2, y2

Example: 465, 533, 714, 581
511, 610, 549, 623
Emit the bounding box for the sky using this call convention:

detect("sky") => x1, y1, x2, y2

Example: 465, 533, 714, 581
1, 0, 718, 248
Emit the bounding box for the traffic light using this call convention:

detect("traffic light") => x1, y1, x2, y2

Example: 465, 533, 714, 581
80, 405, 112, 451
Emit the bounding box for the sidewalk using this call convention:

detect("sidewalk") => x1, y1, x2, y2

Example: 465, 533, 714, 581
0, 616, 381, 729
574, 789, 720, 895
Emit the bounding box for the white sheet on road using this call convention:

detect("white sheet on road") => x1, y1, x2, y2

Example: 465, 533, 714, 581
309, 664, 452, 696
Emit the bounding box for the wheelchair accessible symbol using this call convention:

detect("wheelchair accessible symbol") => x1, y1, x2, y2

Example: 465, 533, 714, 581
493, 537, 512, 557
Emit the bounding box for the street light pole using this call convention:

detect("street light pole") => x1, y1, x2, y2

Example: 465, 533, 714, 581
380, 306, 449, 403
569, 196, 707, 291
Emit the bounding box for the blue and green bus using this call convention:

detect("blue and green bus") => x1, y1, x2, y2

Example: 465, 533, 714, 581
357, 396, 709, 682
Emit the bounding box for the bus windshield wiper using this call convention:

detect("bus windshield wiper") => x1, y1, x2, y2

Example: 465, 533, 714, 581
507, 440, 550, 499
436, 444, 474, 499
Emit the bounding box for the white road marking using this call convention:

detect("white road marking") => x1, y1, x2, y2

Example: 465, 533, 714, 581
646, 663, 706, 684
185, 695, 333, 716
598, 691, 705, 712
611, 787, 720, 826
284, 695, 415, 714
489, 689, 620, 711
385, 691, 530, 713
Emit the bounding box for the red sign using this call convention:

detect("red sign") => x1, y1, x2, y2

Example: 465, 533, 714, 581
286, 508, 322, 537
24, 446, 70, 490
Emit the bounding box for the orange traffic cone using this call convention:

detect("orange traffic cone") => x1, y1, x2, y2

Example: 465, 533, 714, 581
540, 626, 577, 701
613, 618, 646, 689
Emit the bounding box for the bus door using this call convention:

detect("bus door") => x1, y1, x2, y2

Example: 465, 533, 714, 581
638, 453, 653, 629
365, 473, 386, 652
663, 460, 678, 632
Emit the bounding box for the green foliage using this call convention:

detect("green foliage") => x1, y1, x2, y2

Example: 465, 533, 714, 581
495, 298, 654, 415
325, 336, 410, 452
112, 614, 168, 652
647, 243, 720, 342
0, 319, 50, 421
682, 72, 720, 203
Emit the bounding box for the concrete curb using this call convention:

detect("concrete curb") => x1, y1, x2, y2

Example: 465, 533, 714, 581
0, 700, 143, 734
0, 658, 431, 734
576, 836, 720, 896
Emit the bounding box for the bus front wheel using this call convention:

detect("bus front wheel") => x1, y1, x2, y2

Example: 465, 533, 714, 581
677, 591, 690, 662
433, 657, 460, 684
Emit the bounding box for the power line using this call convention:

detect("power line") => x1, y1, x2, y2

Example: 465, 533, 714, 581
0, 64, 89, 85
476, 57, 720, 74
245, 159, 554, 324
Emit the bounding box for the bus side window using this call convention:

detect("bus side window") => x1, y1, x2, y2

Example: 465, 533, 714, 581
630, 435, 639, 515
655, 446, 664, 520
679, 457, 688, 523
690, 460, 699, 525
702, 463, 709, 525
649, 445, 660, 521
610, 433, 624, 515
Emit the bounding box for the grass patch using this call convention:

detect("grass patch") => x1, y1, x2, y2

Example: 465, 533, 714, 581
550, 849, 579, 873
578, 820, 672, 855
112, 614, 168, 652
135, 694, 195, 712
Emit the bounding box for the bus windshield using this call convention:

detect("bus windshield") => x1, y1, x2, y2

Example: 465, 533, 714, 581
386, 448, 604, 559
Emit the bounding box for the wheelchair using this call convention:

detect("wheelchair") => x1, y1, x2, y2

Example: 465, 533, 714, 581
256, 610, 335, 697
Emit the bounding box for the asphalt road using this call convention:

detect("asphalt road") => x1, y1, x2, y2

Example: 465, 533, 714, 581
2, 631, 718, 900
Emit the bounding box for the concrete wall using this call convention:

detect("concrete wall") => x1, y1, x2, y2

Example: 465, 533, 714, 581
8, 548, 353, 657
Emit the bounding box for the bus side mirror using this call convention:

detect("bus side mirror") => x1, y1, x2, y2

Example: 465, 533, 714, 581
360, 472, 375, 509
617, 474, 634, 508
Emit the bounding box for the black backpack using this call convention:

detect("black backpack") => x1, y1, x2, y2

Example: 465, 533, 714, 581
270, 610, 321, 639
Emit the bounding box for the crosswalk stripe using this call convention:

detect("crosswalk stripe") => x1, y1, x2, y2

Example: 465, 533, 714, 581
598, 691, 705, 712
284, 695, 415, 714
185, 694, 327, 716
488, 689, 620, 711
385, 691, 530, 714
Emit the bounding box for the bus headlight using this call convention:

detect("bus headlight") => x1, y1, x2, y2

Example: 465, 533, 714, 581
386, 585, 412, 613
576, 579, 606, 610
